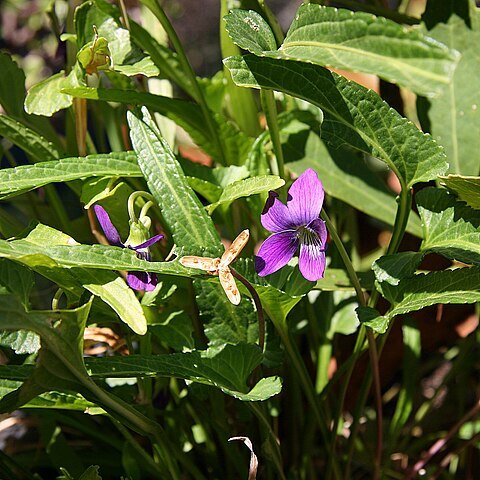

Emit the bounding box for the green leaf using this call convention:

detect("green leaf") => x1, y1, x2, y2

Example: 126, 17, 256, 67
25, 67, 83, 117
0, 115, 62, 162
0, 259, 34, 306
224, 54, 448, 188
417, 187, 480, 266
314, 268, 374, 292
225, 5, 459, 96
85, 343, 281, 401
75, 2, 158, 78
0, 224, 152, 334
63, 86, 218, 158
372, 252, 424, 286
224, 10, 277, 54
380, 267, 480, 320
149, 310, 194, 351
127, 108, 222, 256
0, 330, 40, 354
421, 14, 480, 175
206, 175, 284, 213
195, 282, 258, 347
0, 378, 96, 411
0, 225, 190, 277
0, 151, 138, 199
440, 175, 480, 209
356, 306, 389, 334
286, 132, 423, 237
0, 53, 27, 117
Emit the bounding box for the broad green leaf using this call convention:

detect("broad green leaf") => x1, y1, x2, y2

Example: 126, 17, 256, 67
149, 310, 194, 351
0, 53, 27, 117
440, 175, 480, 209
128, 108, 222, 257
421, 14, 480, 175
380, 267, 480, 320
0, 259, 34, 306
206, 175, 284, 213
224, 9, 277, 54
224, 55, 448, 188
372, 251, 424, 286
25, 66, 83, 117
417, 187, 480, 265
85, 343, 281, 401
356, 306, 389, 334
0, 152, 138, 199
0, 115, 62, 162
327, 292, 360, 338
286, 132, 423, 237
0, 330, 40, 354
225, 5, 459, 96
195, 282, 258, 347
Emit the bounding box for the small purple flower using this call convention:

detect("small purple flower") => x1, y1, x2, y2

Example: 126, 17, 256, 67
94, 205, 163, 291
255, 168, 327, 282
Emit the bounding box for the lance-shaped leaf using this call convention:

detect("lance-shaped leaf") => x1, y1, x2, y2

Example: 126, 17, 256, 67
225, 6, 459, 96
224, 55, 447, 188
0, 152, 140, 199
128, 108, 222, 257
420, 14, 480, 175
85, 343, 281, 401
0, 224, 152, 334
0, 115, 62, 162
440, 175, 480, 209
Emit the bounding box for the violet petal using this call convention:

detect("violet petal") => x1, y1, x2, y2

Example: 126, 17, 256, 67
94, 205, 123, 246
255, 231, 298, 277
286, 169, 324, 226
134, 234, 163, 250
260, 191, 294, 233
298, 220, 327, 281
127, 271, 158, 291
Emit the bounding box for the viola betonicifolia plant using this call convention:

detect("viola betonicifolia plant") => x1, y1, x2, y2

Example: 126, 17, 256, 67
0, 1, 479, 479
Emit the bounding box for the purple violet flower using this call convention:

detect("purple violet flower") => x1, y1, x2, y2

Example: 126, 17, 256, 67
94, 205, 163, 291
255, 168, 328, 282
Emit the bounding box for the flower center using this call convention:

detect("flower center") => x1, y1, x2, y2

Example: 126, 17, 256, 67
298, 225, 323, 248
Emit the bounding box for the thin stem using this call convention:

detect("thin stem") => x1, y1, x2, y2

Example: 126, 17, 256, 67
249, 403, 286, 480
404, 398, 480, 479
366, 328, 383, 480
140, 0, 226, 164
260, 89, 286, 180
128, 191, 156, 222
113, 420, 164, 477
231, 268, 265, 351
278, 327, 341, 479
320, 209, 366, 307
118, 0, 131, 30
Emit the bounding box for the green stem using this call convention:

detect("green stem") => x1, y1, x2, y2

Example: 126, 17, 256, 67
113, 420, 164, 477
140, 0, 226, 164
249, 403, 286, 480
277, 325, 341, 479
260, 89, 286, 180
320, 209, 365, 307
